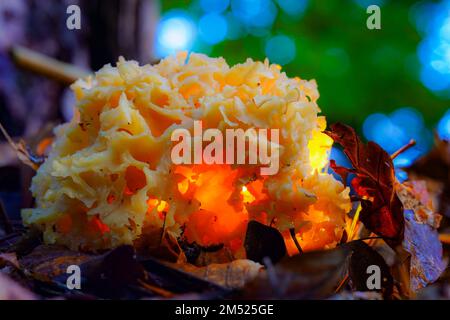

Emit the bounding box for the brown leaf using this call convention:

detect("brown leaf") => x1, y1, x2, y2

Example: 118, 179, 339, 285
406, 136, 450, 218
9, 227, 42, 257
20, 245, 92, 282
325, 123, 404, 242
345, 241, 393, 298
244, 220, 287, 264
174, 259, 263, 289
178, 240, 237, 266
139, 257, 230, 297
135, 227, 182, 263
78, 245, 147, 298
239, 239, 394, 299
239, 245, 352, 299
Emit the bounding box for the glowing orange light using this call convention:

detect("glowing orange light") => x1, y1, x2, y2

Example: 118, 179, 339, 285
157, 200, 169, 212
241, 186, 256, 203
147, 198, 159, 212
308, 131, 333, 173
178, 179, 189, 195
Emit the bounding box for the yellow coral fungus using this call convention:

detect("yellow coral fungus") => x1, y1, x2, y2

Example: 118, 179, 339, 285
22, 53, 350, 254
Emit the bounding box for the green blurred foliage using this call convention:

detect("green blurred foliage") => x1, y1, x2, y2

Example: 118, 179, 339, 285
161, 0, 448, 128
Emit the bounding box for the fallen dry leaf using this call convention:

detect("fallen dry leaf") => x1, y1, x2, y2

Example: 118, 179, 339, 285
179, 241, 235, 266
77, 245, 147, 298
331, 290, 383, 300
0, 252, 19, 269
397, 180, 442, 228
244, 220, 286, 264
174, 259, 263, 289
239, 244, 352, 299
403, 209, 447, 291
396, 181, 446, 291
407, 136, 450, 218
139, 257, 230, 298
20, 245, 92, 282
326, 123, 404, 243
239, 239, 394, 299
345, 241, 393, 298
0, 273, 36, 300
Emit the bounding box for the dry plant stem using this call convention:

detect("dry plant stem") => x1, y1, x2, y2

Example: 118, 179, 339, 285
0, 121, 40, 170
391, 139, 416, 160
0, 121, 17, 148
335, 274, 349, 293
9, 46, 90, 85
289, 228, 303, 254
137, 279, 174, 298
348, 204, 362, 241
439, 233, 450, 245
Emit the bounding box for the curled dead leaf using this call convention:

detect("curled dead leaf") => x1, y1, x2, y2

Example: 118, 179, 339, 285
345, 241, 393, 298
406, 136, 450, 218
326, 123, 404, 243
20, 245, 92, 282
77, 245, 147, 298
239, 245, 351, 299
244, 220, 286, 264
174, 259, 263, 289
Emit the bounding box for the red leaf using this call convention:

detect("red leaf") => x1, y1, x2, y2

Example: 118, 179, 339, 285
325, 123, 404, 242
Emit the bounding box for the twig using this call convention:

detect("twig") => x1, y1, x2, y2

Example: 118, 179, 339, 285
289, 228, 303, 254
391, 139, 416, 160
159, 212, 167, 246
0, 121, 43, 170
9, 46, 90, 85
439, 233, 450, 245
335, 274, 349, 293
137, 279, 174, 298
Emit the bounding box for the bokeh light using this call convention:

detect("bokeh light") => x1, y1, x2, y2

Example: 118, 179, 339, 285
353, 0, 387, 8
437, 109, 450, 140
225, 12, 246, 40
265, 35, 296, 65
200, 0, 230, 13
198, 13, 228, 44
156, 10, 196, 57
414, 0, 450, 94
363, 107, 432, 168
276, 0, 308, 17
231, 0, 277, 36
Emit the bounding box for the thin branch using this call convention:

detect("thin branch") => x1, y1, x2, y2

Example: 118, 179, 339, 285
391, 139, 416, 160
9, 46, 90, 85
0, 121, 43, 170
289, 228, 303, 254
